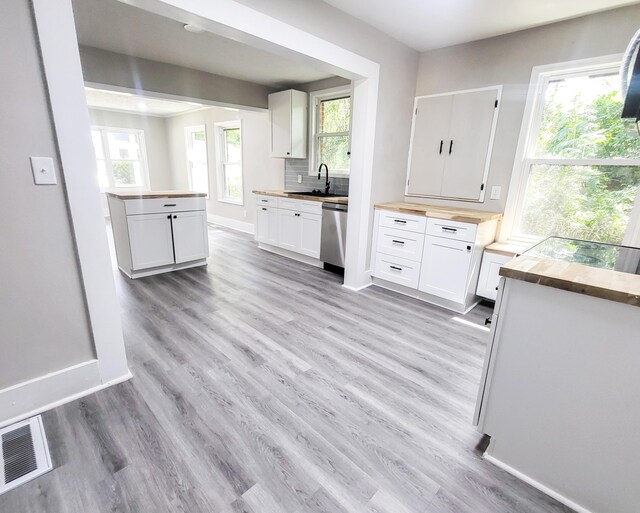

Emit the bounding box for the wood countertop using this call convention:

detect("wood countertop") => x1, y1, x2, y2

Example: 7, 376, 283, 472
374, 202, 502, 224
485, 241, 532, 257
500, 255, 640, 308
106, 190, 207, 199
253, 190, 348, 205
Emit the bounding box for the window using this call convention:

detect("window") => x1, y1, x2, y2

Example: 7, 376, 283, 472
506, 56, 640, 245
91, 127, 149, 189
215, 121, 243, 204
309, 88, 351, 176
185, 125, 209, 195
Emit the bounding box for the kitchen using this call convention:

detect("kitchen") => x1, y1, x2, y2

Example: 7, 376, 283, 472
2, 1, 640, 513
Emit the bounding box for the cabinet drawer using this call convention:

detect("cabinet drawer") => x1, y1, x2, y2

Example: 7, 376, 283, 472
426, 217, 477, 243
373, 253, 421, 289
124, 197, 205, 215
376, 227, 425, 262
255, 195, 278, 207
277, 197, 322, 214
378, 210, 426, 233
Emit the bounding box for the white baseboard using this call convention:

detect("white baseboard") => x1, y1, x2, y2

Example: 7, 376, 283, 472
483, 453, 594, 513
342, 281, 372, 292
257, 242, 323, 268
207, 214, 255, 235
0, 360, 132, 429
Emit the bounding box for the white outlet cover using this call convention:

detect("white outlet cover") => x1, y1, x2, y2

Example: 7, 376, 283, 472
297, 174, 303, 184
30, 157, 57, 185
490, 185, 501, 200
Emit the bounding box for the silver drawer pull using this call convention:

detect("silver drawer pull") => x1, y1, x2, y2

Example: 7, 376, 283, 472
441, 226, 457, 233
393, 219, 407, 224
389, 265, 403, 271
391, 240, 405, 245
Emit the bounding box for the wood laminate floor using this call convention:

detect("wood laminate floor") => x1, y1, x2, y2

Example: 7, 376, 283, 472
0, 226, 574, 513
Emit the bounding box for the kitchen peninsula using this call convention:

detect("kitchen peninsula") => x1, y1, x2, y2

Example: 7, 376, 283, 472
107, 191, 209, 279
475, 237, 640, 513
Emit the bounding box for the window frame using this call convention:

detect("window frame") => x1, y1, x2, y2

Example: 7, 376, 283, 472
501, 54, 640, 246
214, 120, 244, 206
308, 86, 352, 177
90, 125, 150, 190
184, 124, 210, 198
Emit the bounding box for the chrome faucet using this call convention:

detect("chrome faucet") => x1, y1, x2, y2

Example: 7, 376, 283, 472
317, 163, 331, 195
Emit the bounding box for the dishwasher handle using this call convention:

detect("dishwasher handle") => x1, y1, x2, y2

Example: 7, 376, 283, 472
321, 202, 348, 212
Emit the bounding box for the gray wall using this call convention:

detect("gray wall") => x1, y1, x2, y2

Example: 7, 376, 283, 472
284, 159, 349, 195
0, 0, 95, 390
413, 4, 640, 213
89, 108, 173, 189
233, 0, 419, 219
79, 46, 277, 110
165, 107, 283, 225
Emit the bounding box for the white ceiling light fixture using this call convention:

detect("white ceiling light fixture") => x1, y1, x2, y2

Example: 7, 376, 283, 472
183, 24, 205, 34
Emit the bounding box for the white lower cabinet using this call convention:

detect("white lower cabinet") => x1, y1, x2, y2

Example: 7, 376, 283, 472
107, 194, 208, 279
372, 207, 498, 313
127, 213, 176, 270
255, 205, 279, 245
418, 236, 473, 304
171, 210, 209, 264
476, 251, 513, 301
255, 194, 322, 261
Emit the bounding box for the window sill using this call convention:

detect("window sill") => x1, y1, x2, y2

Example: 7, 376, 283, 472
217, 198, 244, 206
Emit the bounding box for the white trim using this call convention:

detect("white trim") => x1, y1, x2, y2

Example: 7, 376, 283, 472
341, 282, 372, 292
0, 361, 132, 430
483, 453, 594, 513
184, 124, 210, 197
214, 120, 244, 205
405, 85, 502, 203
308, 86, 352, 177
257, 242, 323, 268
207, 213, 255, 234
91, 125, 151, 190
118, 0, 380, 291
32, 0, 130, 386
500, 54, 626, 242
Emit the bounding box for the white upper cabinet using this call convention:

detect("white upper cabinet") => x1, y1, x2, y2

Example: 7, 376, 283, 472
269, 89, 308, 158
406, 86, 501, 202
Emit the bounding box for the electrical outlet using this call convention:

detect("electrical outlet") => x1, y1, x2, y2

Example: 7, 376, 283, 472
297, 174, 303, 184
490, 186, 501, 200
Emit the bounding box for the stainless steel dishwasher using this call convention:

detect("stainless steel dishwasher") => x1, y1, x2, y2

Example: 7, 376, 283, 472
320, 202, 348, 268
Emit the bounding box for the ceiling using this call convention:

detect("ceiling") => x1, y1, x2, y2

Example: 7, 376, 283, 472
85, 87, 205, 116
72, 0, 335, 88
321, 0, 640, 51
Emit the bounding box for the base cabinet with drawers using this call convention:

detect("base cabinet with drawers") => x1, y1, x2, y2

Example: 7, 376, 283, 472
255, 194, 323, 263
107, 193, 209, 279
371, 207, 499, 313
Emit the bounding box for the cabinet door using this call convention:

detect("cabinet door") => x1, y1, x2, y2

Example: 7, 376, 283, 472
277, 209, 301, 252
406, 94, 452, 197
127, 213, 175, 270
269, 90, 291, 158
256, 206, 279, 245
172, 210, 209, 264
419, 235, 473, 304
442, 89, 498, 200
299, 212, 321, 258
476, 251, 512, 301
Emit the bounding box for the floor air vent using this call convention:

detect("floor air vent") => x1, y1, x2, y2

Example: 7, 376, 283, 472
0, 416, 52, 495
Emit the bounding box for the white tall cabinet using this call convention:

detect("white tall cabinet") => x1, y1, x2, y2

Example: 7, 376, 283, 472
406, 86, 501, 202
268, 89, 308, 159
107, 192, 209, 279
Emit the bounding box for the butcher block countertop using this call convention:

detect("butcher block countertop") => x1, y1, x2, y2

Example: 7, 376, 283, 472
106, 190, 207, 199
485, 241, 532, 257
374, 202, 502, 224
500, 256, 640, 308
253, 190, 348, 205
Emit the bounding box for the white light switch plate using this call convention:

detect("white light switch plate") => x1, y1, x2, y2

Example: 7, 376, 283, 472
297, 174, 303, 184
490, 185, 501, 200
30, 157, 57, 185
